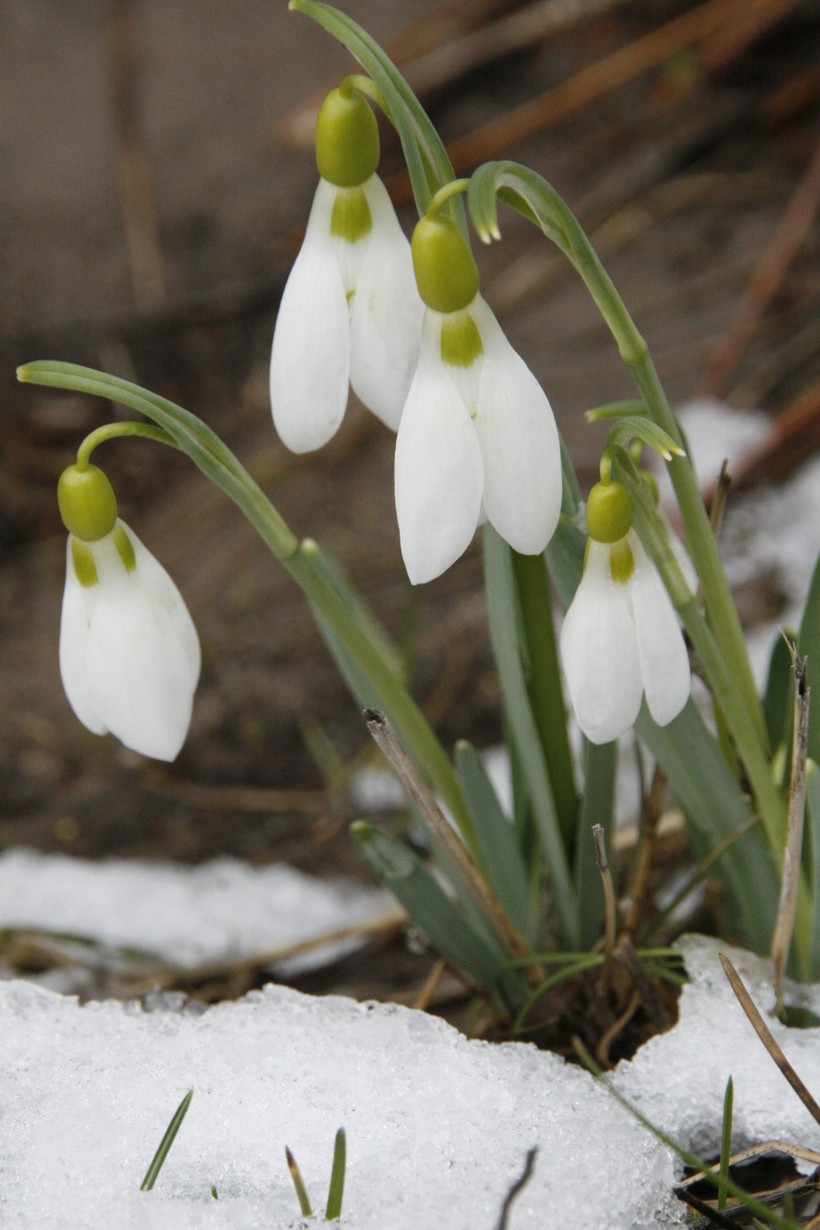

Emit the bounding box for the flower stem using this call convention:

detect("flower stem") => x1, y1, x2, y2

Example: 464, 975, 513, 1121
76, 421, 179, 469
621, 456, 787, 854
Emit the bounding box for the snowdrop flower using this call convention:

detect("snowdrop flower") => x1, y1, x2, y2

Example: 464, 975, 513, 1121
57, 463, 200, 761
395, 211, 562, 584
560, 479, 690, 744
270, 84, 423, 452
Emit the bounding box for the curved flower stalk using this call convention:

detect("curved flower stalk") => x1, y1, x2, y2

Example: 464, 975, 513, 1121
395, 206, 562, 584
560, 480, 690, 744
58, 463, 200, 762
270, 83, 423, 452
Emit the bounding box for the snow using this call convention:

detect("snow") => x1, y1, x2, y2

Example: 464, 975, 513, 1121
0, 850, 393, 973
1, 936, 819, 1229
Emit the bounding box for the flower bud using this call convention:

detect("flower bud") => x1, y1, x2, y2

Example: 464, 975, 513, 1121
315, 87, 380, 188
57, 464, 118, 543
411, 215, 479, 313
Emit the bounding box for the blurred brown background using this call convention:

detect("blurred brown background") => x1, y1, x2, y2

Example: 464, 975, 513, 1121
1, 0, 818, 882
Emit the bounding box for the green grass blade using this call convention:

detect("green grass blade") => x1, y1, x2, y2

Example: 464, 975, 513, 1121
718, 1075, 734, 1211
285, 1147, 313, 1217
455, 740, 535, 943
324, 1128, 346, 1220
140, 1088, 193, 1192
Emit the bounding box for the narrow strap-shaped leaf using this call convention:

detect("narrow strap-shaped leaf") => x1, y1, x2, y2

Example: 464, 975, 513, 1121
351, 822, 528, 1006
574, 740, 617, 951
455, 740, 536, 944
638, 701, 777, 952
806, 763, 820, 978
511, 550, 578, 844
483, 526, 580, 949
799, 552, 820, 765
763, 631, 796, 766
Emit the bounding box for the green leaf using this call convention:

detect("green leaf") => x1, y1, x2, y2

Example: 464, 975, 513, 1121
324, 1128, 346, 1221
351, 822, 527, 1006
511, 550, 578, 843
605, 415, 685, 462
455, 741, 536, 943
586, 399, 647, 422
763, 631, 796, 763
638, 701, 778, 952
140, 1089, 193, 1192
290, 1, 460, 225
574, 739, 617, 950
483, 527, 580, 949
806, 761, 820, 978
798, 552, 820, 765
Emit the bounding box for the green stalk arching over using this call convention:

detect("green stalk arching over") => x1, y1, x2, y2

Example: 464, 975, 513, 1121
466, 161, 766, 742
17, 361, 475, 852
290, 0, 465, 232
466, 162, 784, 844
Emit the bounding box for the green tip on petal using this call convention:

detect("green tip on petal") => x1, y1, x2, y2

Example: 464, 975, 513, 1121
330, 186, 373, 244
411, 215, 479, 313
70, 539, 99, 588
113, 522, 137, 572
315, 87, 379, 187
586, 480, 632, 544
609, 537, 635, 584
58, 464, 118, 542
440, 310, 483, 368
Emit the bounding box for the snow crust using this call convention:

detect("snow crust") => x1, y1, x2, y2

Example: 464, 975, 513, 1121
1, 938, 819, 1229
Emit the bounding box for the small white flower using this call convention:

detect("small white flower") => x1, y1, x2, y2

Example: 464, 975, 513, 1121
560, 529, 690, 744
270, 175, 423, 453
60, 521, 201, 761
394, 294, 562, 584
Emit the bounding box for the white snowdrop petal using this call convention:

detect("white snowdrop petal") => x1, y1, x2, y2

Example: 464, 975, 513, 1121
628, 533, 691, 727
66, 524, 201, 762
59, 538, 107, 736
394, 323, 484, 585
560, 544, 643, 744
472, 299, 561, 554
269, 181, 350, 453
349, 177, 423, 430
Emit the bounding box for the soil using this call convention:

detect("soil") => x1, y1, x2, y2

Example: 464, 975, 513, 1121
1, 0, 818, 1014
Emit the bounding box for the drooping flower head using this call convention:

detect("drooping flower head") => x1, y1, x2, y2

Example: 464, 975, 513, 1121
270, 83, 423, 452
559, 479, 690, 744
57, 463, 200, 761
394, 208, 562, 583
